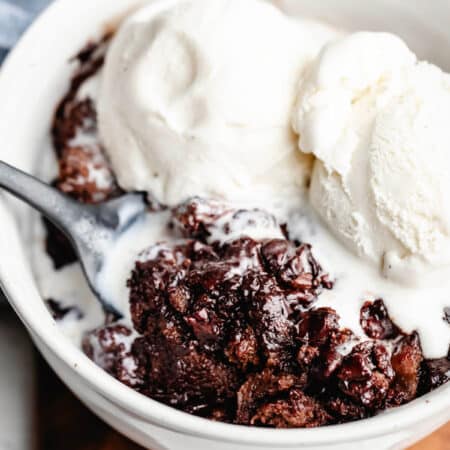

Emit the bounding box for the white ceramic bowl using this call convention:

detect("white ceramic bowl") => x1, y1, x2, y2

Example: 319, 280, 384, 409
0, 1, 449, 449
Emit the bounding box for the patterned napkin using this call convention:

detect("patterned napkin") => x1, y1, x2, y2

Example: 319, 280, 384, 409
0, 0, 51, 63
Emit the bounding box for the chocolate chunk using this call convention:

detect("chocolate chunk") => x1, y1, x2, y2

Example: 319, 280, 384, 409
387, 333, 423, 406
297, 308, 340, 347
338, 342, 394, 408
420, 355, 450, 392
360, 299, 399, 340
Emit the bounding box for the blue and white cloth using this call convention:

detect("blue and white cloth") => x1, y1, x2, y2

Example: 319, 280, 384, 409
0, 0, 51, 63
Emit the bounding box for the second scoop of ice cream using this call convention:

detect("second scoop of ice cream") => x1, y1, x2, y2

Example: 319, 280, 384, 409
293, 32, 450, 283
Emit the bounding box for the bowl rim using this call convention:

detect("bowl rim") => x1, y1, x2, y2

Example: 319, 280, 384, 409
0, 0, 449, 446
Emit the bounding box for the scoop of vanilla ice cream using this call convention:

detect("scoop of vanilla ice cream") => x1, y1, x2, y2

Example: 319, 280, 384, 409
98, 0, 336, 206
293, 32, 450, 283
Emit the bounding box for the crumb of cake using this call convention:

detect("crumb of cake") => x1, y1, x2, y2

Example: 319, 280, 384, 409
250, 389, 331, 428
51, 37, 121, 204
172, 197, 284, 243
82, 324, 144, 389
236, 369, 307, 424
53, 99, 97, 156
53, 37, 110, 155
57, 145, 117, 204
322, 396, 368, 423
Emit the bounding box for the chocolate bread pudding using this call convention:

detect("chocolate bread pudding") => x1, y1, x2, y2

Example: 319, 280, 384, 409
32, 0, 449, 430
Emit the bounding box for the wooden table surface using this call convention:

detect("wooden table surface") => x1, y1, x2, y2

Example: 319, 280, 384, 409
35, 354, 449, 450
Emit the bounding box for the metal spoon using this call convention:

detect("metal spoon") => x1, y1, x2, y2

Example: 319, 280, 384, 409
0, 160, 148, 318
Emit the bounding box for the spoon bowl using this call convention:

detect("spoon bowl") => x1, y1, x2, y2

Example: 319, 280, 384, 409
0, 159, 148, 316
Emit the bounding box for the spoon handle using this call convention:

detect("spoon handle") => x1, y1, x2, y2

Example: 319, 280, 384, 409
0, 160, 93, 233
0, 159, 115, 277
0, 159, 122, 314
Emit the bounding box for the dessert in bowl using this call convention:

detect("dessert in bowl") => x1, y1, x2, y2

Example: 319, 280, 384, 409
0, 0, 449, 448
